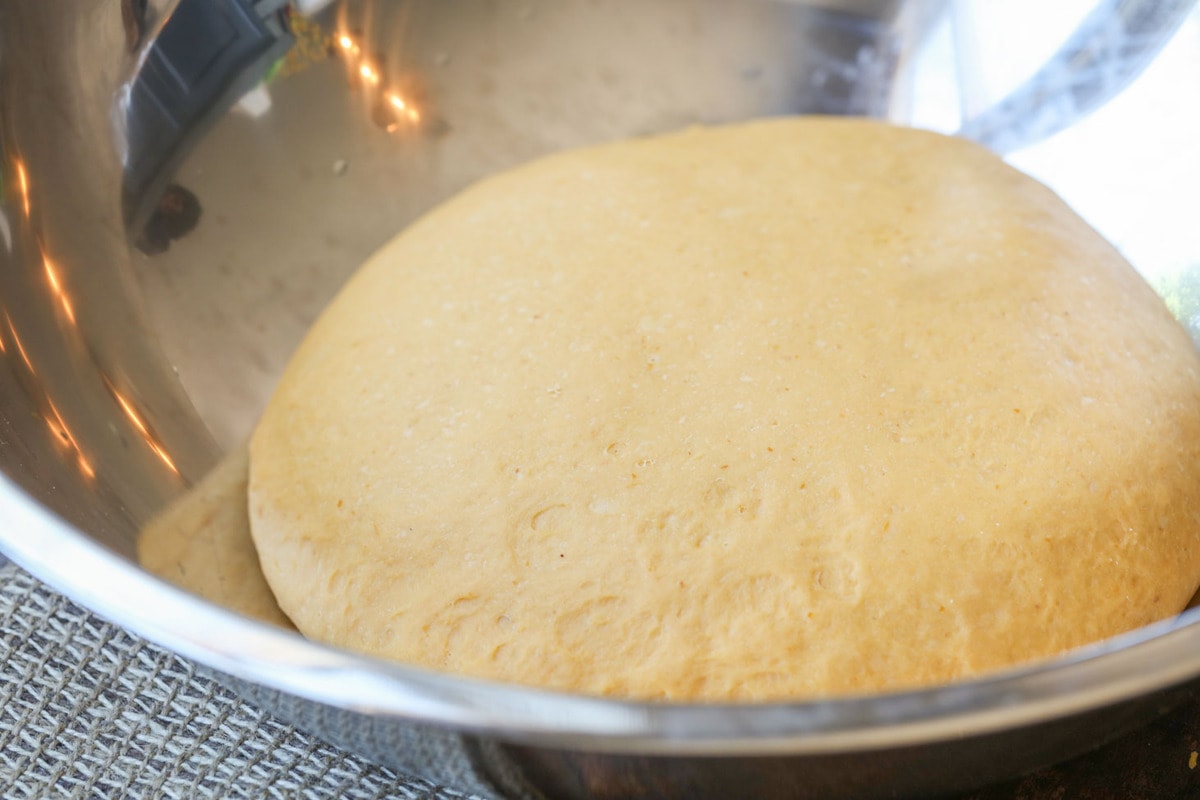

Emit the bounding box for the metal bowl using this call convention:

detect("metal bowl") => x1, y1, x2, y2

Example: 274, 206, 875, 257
3, 1, 1200, 797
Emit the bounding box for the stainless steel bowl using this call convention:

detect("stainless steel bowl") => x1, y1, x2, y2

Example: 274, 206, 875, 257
3, 1, 1200, 797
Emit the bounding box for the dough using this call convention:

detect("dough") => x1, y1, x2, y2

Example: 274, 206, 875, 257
248, 117, 1200, 700
140, 446, 295, 630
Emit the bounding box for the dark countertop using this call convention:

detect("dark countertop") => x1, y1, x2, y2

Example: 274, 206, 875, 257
958, 683, 1200, 800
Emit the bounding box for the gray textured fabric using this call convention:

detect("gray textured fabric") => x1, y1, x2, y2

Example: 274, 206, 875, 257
0, 562, 484, 800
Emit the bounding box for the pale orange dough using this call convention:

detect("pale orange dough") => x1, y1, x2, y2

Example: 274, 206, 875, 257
140, 446, 294, 630
248, 117, 1200, 700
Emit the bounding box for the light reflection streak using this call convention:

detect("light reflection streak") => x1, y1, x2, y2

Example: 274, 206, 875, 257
14, 159, 30, 217
358, 62, 381, 85
42, 253, 78, 326
0, 273, 93, 482
113, 389, 150, 437
107, 380, 180, 475
43, 255, 61, 292
6, 314, 33, 373
335, 29, 424, 132
44, 399, 94, 481
147, 441, 179, 474
60, 295, 77, 325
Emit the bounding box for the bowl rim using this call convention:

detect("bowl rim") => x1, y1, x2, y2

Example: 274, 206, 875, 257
3, 470, 1200, 756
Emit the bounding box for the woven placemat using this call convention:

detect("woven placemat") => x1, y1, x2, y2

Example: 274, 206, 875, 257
0, 561, 482, 800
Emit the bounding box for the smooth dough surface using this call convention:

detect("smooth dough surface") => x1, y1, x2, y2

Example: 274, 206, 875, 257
249, 117, 1200, 700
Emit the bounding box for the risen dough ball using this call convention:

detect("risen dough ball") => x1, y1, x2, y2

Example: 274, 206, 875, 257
249, 117, 1200, 700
